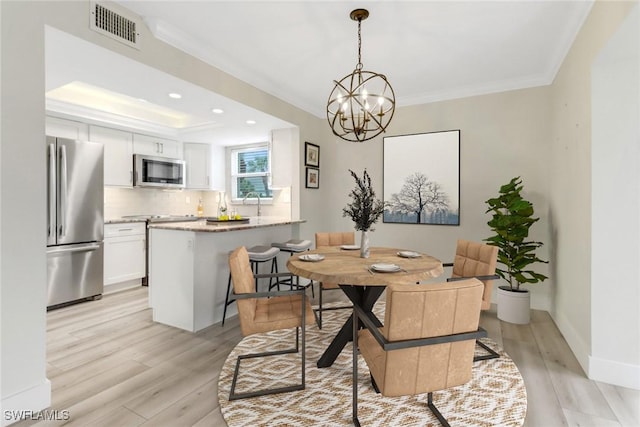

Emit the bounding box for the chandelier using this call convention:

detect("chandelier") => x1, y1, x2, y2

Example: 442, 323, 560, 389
326, 9, 396, 143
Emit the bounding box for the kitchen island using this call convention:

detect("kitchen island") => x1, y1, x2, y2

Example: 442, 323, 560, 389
148, 217, 305, 332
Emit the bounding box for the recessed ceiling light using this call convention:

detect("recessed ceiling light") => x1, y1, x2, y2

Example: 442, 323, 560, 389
212, 108, 224, 114
168, 92, 182, 99
246, 120, 256, 125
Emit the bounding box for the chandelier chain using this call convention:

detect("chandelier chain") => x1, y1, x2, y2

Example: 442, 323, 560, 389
357, 18, 362, 69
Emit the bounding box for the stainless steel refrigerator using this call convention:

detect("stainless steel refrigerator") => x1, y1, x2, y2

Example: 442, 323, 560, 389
46, 136, 104, 308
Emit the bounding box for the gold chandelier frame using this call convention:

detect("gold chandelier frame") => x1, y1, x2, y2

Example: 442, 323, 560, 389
326, 9, 396, 142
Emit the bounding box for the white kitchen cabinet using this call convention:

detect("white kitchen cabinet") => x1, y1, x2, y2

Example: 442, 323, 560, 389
89, 125, 134, 187
133, 133, 182, 159
149, 229, 197, 331
183, 142, 211, 189
104, 222, 146, 286
46, 116, 89, 140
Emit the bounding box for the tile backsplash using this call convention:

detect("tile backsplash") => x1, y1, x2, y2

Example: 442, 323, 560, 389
104, 187, 291, 220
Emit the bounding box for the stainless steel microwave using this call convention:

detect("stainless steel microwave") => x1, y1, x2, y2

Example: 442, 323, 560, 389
134, 154, 186, 189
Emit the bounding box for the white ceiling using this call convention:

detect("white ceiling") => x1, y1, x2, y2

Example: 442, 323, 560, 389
45, 1, 594, 145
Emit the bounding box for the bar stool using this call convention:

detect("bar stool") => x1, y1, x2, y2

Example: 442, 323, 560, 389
222, 245, 280, 326
270, 239, 314, 297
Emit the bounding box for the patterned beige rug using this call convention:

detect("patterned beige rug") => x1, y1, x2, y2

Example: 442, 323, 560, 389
218, 302, 527, 426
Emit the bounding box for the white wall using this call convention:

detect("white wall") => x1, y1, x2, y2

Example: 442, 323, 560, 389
1, 2, 51, 422
549, 0, 638, 384
590, 3, 639, 389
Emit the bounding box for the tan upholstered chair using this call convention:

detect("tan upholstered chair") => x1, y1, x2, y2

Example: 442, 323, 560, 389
353, 279, 486, 426
314, 231, 355, 329
444, 239, 499, 361
228, 246, 316, 400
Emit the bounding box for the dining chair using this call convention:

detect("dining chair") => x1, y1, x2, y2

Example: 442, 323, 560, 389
352, 278, 486, 427
314, 231, 355, 329
227, 246, 316, 400
221, 245, 280, 326
444, 238, 500, 361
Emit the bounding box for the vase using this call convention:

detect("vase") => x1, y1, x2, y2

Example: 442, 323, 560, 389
217, 192, 227, 218
360, 230, 370, 258
497, 286, 530, 324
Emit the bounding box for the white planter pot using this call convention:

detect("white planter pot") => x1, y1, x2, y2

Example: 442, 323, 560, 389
497, 286, 530, 324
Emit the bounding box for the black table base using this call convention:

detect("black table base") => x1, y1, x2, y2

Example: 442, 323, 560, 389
316, 285, 385, 368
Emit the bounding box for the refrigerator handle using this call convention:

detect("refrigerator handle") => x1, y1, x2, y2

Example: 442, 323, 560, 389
59, 145, 68, 237
48, 143, 56, 241
46, 243, 101, 255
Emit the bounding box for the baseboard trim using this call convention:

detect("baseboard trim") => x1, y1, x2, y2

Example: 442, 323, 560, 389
2, 379, 51, 426
551, 310, 590, 375
589, 356, 640, 390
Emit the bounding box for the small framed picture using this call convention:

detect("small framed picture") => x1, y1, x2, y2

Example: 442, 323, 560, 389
305, 142, 320, 167
305, 167, 320, 189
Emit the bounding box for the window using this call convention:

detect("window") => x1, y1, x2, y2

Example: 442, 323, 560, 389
230, 144, 272, 200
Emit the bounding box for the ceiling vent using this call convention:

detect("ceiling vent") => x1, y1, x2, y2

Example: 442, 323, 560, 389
90, 1, 140, 49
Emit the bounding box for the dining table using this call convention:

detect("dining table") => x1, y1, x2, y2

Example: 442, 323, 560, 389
287, 246, 443, 368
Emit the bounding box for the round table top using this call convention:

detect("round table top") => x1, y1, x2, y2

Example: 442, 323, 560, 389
287, 246, 443, 286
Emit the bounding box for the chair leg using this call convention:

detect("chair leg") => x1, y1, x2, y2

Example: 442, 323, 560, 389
229, 327, 304, 400
269, 257, 279, 291
370, 373, 380, 393
318, 283, 324, 329
222, 273, 233, 327
474, 339, 500, 362
427, 392, 450, 427
251, 261, 259, 291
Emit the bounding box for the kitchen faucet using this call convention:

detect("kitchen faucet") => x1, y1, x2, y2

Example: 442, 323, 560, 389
242, 192, 261, 217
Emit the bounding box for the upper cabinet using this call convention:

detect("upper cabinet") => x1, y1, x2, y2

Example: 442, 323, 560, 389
133, 134, 182, 159
46, 116, 89, 140
183, 142, 225, 190
89, 125, 134, 187
183, 142, 210, 190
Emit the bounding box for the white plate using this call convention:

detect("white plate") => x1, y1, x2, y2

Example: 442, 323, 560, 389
299, 254, 325, 262
371, 263, 401, 272
340, 245, 360, 250
397, 251, 420, 258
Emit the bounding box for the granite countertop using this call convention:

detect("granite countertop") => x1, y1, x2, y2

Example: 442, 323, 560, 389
147, 217, 305, 233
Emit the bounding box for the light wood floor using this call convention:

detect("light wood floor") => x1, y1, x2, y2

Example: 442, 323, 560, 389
14, 286, 639, 427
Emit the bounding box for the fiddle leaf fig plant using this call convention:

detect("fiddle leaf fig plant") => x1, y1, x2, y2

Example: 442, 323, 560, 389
485, 177, 548, 291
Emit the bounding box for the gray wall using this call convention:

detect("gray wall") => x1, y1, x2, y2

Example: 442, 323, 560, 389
306, 87, 552, 309
548, 0, 638, 387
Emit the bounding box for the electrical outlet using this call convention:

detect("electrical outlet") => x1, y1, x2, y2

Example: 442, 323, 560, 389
186, 196, 190, 204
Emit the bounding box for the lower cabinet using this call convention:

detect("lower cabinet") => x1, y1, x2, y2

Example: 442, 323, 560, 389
104, 222, 146, 286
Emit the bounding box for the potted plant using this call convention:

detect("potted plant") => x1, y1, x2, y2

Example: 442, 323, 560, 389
342, 169, 385, 258
485, 177, 548, 324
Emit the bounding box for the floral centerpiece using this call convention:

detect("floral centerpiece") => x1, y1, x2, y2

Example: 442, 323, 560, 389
342, 169, 385, 258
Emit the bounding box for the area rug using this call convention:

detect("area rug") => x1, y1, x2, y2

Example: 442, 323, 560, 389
218, 302, 527, 426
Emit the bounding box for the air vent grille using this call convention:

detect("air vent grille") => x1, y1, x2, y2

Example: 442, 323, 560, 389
90, 2, 140, 49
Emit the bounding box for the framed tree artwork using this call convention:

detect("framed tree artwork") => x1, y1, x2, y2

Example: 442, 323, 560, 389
383, 130, 460, 225
305, 142, 320, 167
